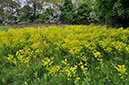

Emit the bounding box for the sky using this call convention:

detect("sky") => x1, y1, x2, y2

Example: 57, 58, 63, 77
20, 0, 50, 7
19, 0, 79, 8
19, 0, 59, 9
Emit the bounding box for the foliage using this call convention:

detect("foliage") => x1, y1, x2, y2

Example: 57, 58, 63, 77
46, 0, 87, 8
26, 0, 45, 21
94, 0, 129, 28
0, 26, 12, 31
0, 0, 20, 25
46, 6, 61, 23
17, 5, 33, 23
87, 11, 99, 24
75, 1, 92, 24
0, 0, 129, 26
0, 25, 129, 84
33, 6, 54, 23
3, 14, 17, 25
60, 0, 74, 23
60, 0, 93, 24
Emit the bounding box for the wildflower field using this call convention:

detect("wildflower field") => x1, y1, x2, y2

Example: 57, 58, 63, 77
0, 24, 129, 85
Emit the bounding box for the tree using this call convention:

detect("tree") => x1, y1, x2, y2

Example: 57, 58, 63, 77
73, 0, 89, 8
0, 0, 19, 24
0, 3, 4, 24
45, 6, 61, 23
94, 0, 129, 28
76, 1, 92, 24
46, 0, 86, 8
14, 0, 23, 16
60, 0, 93, 24
18, 5, 33, 23
26, 0, 45, 21
60, 0, 74, 23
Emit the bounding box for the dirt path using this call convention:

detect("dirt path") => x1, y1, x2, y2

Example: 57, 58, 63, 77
7, 23, 71, 27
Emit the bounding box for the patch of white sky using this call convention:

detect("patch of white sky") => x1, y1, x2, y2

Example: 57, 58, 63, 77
20, 0, 51, 8
20, 0, 77, 8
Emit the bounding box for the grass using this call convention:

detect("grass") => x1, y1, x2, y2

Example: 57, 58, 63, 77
0, 24, 129, 85
0, 26, 12, 31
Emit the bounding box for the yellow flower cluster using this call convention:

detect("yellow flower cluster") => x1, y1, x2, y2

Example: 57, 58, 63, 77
115, 65, 128, 81
42, 57, 54, 67
78, 61, 88, 74
7, 47, 36, 69
43, 58, 79, 81
7, 54, 16, 64
0, 25, 129, 83
93, 51, 103, 62
0, 25, 128, 58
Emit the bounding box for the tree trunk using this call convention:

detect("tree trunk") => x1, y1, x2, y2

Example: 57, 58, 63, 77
33, 2, 36, 21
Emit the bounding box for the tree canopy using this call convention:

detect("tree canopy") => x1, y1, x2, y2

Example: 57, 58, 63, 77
94, 0, 129, 28
0, 0, 129, 28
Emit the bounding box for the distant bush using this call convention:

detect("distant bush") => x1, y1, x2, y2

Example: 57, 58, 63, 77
94, 0, 129, 28
75, 1, 92, 24
46, 6, 61, 23
3, 14, 17, 25
60, 0, 93, 24
60, 0, 74, 23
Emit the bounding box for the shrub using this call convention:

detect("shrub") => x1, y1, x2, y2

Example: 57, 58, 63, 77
94, 0, 129, 28
75, 1, 92, 24
60, 0, 74, 23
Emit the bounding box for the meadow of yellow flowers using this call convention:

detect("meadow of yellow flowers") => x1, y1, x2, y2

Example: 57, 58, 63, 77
0, 24, 129, 84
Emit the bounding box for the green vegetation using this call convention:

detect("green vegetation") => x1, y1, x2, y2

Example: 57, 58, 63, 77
94, 0, 129, 28
1, 0, 129, 85
60, 0, 92, 24
0, 26, 12, 31
0, 0, 129, 28
0, 25, 129, 84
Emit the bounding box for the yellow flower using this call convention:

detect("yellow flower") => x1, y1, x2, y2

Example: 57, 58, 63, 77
7, 54, 14, 61
118, 73, 122, 76
67, 78, 70, 80
99, 59, 103, 62
78, 61, 83, 66
13, 58, 17, 65
74, 77, 80, 83
54, 74, 57, 77
76, 77, 80, 80
121, 76, 124, 79
81, 65, 84, 70
94, 52, 101, 58
65, 58, 67, 62
124, 79, 127, 81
